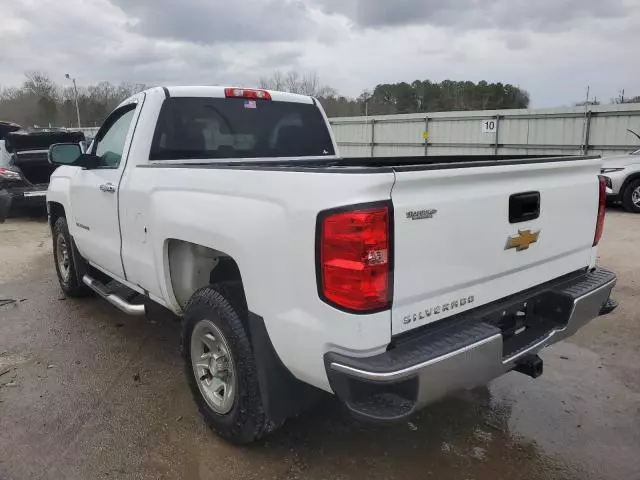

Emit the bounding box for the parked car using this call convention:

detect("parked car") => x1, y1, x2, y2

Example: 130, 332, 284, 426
601, 148, 640, 213
0, 127, 85, 220
46, 86, 617, 444
0, 122, 23, 222
0, 120, 22, 140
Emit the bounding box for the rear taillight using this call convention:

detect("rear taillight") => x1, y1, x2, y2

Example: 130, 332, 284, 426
0, 167, 21, 180
224, 88, 272, 100
594, 175, 607, 246
317, 203, 392, 312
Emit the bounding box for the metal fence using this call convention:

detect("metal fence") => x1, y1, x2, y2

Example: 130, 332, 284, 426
329, 103, 640, 158
72, 127, 100, 138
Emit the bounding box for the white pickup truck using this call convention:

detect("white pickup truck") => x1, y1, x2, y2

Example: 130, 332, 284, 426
46, 86, 618, 444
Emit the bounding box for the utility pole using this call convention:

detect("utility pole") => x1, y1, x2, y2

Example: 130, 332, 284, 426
362, 91, 370, 118
65, 73, 81, 128
581, 86, 590, 155
585, 85, 590, 106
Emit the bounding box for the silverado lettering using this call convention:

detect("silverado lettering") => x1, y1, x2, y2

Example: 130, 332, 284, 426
403, 296, 476, 325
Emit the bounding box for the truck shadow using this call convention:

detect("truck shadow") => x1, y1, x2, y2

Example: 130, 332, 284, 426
133, 303, 569, 480
256, 388, 562, 480
0, 277, 582, 480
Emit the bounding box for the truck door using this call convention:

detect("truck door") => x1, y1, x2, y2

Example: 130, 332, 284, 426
69, 95, 144, 279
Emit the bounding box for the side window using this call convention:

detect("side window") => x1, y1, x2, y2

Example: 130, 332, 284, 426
93, 106, 136, 168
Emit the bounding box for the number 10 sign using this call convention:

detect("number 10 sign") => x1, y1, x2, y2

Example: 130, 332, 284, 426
482, 119, 497, 134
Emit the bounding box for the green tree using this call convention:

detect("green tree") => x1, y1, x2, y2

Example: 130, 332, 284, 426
366, 79, 530, 115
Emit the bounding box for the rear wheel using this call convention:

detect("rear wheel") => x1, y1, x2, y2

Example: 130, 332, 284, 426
52, 217, 90, 297
622, 179, 640, 213
182, 285, 268, 444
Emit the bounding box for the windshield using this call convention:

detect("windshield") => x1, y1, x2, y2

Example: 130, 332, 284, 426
150, 97, 335, 161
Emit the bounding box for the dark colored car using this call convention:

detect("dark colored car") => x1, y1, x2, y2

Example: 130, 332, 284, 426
0, 121, 22, 139
0, 126, 85, 221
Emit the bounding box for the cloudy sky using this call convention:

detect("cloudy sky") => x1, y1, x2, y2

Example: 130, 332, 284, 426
1, 0, 639, 107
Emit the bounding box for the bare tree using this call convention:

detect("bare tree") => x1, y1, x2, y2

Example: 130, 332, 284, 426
23, 71, 58, 100
300, 72, 319, 96
258, 70, 285, 91
285, 71, 301, 94
0, 72, 148, 127
0, 87, 24, 101
259, 70, 336, 98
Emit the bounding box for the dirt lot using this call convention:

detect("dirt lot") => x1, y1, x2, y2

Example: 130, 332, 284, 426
1, 210, 639, 480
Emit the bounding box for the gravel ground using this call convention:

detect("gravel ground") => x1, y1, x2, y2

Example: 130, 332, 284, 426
0, 209, 639, 480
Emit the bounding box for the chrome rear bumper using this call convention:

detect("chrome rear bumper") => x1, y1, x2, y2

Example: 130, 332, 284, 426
326, 268, 617, 422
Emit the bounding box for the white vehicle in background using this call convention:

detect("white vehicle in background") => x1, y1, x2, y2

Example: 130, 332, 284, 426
46, 86, 617, 444
601, 147, 640, 213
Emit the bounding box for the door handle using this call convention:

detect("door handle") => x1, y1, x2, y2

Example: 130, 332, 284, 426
99, 183, 117, 193
509, 191, 540, 223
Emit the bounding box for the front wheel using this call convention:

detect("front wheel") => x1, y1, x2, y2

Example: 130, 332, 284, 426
182, 285, 268, 444
622, 179, 640, 213
52, 217, 90, 297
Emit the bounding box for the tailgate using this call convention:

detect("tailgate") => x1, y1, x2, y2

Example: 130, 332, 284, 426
390, 158, 601, 335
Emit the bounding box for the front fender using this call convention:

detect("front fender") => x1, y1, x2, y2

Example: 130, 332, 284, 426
46, 167, 75, 222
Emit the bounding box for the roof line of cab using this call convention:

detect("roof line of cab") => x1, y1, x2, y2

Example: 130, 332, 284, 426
159, 85, 315, 104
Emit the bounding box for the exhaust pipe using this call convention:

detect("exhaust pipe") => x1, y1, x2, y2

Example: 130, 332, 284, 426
514, 355, 543, 379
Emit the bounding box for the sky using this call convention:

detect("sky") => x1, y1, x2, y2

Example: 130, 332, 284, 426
1, 0, 639, 107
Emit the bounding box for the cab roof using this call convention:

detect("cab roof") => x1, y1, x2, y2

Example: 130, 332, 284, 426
163, 86, 315, 104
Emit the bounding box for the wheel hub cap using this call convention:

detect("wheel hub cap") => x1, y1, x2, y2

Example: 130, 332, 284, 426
632, 186, 640, 206
190, 320, 236, 414
56, 235, 70, 282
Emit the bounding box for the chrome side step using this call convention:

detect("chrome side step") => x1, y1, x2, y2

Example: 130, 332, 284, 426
82, 275, 146, 316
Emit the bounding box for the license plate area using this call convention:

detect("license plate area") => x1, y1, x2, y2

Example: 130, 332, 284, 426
482, 291, 573, 359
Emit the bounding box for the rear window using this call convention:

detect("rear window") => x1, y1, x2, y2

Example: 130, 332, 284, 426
150, 97, 335, 160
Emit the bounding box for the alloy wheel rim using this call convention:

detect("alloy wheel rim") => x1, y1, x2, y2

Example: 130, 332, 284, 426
190, 320, 236, 414
632, 186, 640, 207
56, 235, 71, 283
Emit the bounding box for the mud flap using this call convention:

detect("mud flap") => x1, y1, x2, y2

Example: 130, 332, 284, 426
247, 312, 326, 425
0, 189, 11, 223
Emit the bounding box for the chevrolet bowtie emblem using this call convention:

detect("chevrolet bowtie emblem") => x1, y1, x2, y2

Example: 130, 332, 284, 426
506, 229, 540, 251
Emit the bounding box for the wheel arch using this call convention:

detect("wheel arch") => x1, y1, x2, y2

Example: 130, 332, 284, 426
165, 238, 246, 311
621, 173, 640, 212
47, 201, 66, 231
621, 172, 640, 195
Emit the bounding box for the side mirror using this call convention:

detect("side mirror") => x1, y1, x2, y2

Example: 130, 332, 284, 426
48, 143, 82, 166
49, 143, 100, 169
75, 153, 101, 169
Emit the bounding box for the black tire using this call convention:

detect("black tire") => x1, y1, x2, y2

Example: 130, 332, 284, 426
52, 217, 90, 297
182, 284, 268, 444
622, 179, 640, 213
